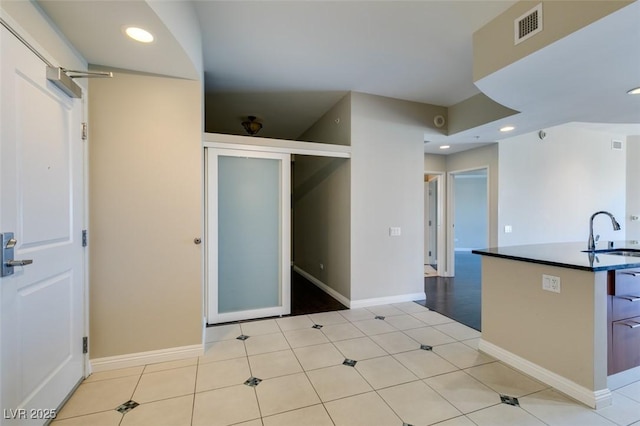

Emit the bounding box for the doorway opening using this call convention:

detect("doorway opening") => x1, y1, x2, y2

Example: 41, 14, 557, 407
423, 167, 488, 331
291, 154, 350, 315
451, 168, 487, 280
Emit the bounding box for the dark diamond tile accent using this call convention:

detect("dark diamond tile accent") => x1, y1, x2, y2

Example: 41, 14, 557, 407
312, 324, 323, 329
403, 423, 415, 426
500, 394, 520, 406
375, 315, 385, 320
420, 344, 433, 351
236, 335, 249, 341
115, 400, 139, 414
343, 358, 357, 367
244, 377, 262, 387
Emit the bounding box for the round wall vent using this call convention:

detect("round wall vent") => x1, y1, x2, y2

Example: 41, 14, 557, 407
433, 115, 446, 128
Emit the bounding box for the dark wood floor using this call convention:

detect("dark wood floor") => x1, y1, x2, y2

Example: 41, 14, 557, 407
417, 251, 482, 331
294, 253, 482, 332
291, 269, 348, 315
219, 259, 480, 330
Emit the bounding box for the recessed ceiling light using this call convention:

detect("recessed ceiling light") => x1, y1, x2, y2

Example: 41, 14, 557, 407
439, 145, 450, 150
500, 126, 515, 132
627, 87, 640, 95
125, 27, 154, 43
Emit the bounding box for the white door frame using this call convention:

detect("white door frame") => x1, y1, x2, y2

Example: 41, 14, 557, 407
446, 166, 490, 276
206, 147, 291, 324
423, 172, 445, 277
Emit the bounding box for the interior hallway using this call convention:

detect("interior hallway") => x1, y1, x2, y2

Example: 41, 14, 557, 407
52, 302, 640, 426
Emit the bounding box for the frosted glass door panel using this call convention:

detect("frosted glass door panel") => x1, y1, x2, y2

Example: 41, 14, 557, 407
207, 148, 290, 324
218, 156, 280, 313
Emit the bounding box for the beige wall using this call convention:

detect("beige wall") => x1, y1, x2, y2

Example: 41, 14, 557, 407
296, 92, 446, 304
447, 93, 518, 135
424, 154, 447, 173
293, 156, 351, 299
289, 95, 352, 301
481, 256, 608, 391
473, 0, 632, 81
89, 70, 203, 358
299, 93, 351, 146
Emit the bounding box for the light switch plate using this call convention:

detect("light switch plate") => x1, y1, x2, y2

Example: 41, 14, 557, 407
542, 274, 561, 293
389, 227, 401, 237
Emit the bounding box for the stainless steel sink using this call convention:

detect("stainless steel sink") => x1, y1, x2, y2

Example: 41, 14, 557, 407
583, 248, 640, 257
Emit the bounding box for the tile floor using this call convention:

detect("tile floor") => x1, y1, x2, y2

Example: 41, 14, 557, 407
53, 303, 640, 426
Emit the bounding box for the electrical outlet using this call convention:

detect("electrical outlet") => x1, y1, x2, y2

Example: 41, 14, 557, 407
542, 274, 561, 293
389, 227, 401, 237
504, 225, 513, 233
320, 263, 324, 270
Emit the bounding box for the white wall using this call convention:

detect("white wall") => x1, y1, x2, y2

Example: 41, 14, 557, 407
147, 0, 203, 79
1, 2, 87, 74
498, 124, 626, 246
350, 93, 444, 303
627, 135, 640, 240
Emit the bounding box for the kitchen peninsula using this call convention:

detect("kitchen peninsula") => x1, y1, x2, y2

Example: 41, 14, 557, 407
473, 242, 640, 409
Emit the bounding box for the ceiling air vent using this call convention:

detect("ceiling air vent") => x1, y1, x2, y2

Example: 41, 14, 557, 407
514, 3, 543, 45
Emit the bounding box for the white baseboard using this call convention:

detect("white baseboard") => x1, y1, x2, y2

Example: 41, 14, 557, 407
90, 344, 204, 373
293, 266, 351, 308
350, 292, 426, 309
478, 339, 612, 409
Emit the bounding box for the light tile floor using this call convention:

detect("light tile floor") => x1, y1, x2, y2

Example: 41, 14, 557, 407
53, 303, 640, 426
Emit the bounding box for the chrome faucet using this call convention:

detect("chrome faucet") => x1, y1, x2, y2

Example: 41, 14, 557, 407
587, 211, 621, 251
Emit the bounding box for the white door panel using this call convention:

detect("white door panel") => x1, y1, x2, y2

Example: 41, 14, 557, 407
1, 24, 85, 425
17, 74, 72, 245
207, 148, 291, 324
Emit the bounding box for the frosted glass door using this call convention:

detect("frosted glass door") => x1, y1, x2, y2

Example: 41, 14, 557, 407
207, 149, 290, 323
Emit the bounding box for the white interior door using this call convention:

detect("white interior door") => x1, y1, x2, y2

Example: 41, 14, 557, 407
425, 177, 438, 266
207, 148, 290, 324
1, 25, 85, 423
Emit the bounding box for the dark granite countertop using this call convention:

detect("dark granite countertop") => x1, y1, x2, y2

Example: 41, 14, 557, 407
472, 241, 640, 272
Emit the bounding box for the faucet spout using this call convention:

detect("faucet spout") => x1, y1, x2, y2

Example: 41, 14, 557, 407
588, 211, 621, 251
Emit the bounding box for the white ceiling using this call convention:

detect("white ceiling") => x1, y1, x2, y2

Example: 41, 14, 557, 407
36, 0, 640, 154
